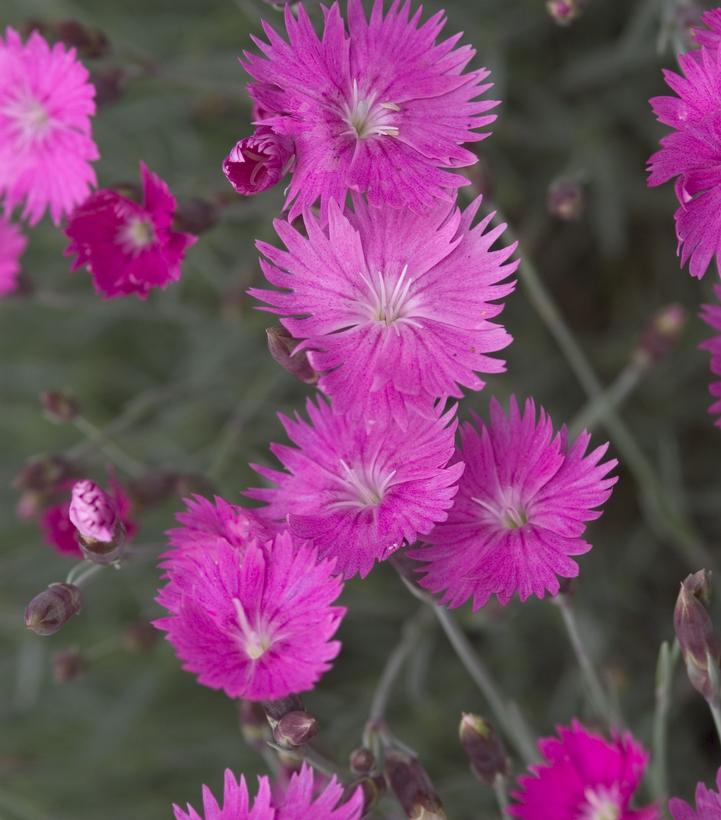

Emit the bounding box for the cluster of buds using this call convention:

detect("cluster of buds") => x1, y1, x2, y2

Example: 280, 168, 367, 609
69, 480, 126, 564
674, 570, 721, 704
633, 304, 686, 368
261, 696, 318, 748
25, 583, 82, 636
459, 714, 509, 786
266, 326, 319, 385
546, 0, 585, 26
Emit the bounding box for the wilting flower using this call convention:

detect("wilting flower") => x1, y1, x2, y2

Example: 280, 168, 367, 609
701, 285, 721, 428
173, 762, 363, 820
411, 397, 617, 609
251, 196, 516, 422
670, 766, 721, 819
223, 127, 293, 196
155, 531, 344, 700
647, 43, 721, 279
241, 0, 498, 218
65, 162, 196, 299
0, 27, 97, 225
510, 721, 659, 820
0, 217, 27, 296
247, 398, 463, 579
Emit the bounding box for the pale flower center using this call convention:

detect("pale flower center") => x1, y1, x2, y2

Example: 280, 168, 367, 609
233, 598, 273, 661
472, 486, 530, 531
341, 79, 400, 139
3, 93, 53, 145
118, 216, 156, 256
358, 265, 423, 330
578, 786, 623, 820
328, 457, 397, 512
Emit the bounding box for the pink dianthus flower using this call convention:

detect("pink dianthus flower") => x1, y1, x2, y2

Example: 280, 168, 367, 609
0, 27, 97, 225
0, 217, 27, 296
251, 196, 516, 422
155, 531, 344, 700
693, 9, 721, 51
241, 0, 498, 218
65, 162, 196, 299
411, 397, 617, 609
701, 284, 721, 428
173, 763, 362, 820
247, 398, 463, 579
647, 42, 721, 278
510, 721, 659, 820
670, 766, 721, 819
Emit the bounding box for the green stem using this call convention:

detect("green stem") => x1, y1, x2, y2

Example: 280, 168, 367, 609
569, 358, 647, 437
266, 741, 344, 780
650, 641, 680, 801
73, 415, 145, 477
66, 560, 106, 588
493, 775, 510, 818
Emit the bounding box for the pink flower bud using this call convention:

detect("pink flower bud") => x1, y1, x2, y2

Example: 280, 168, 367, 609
546, 0, 584, 25
25, 583, 82, 636
69, 480, 118, 543
223, 128, 293, 196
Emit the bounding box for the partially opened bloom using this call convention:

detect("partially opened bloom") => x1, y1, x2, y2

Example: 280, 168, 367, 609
251, 196, 516, 421
670, 766, 721, 819
0, 27, 97, 225
65, 162, 196, 299
223, 127, 293, 196
700, 285, 721, 428
69, 480, 118, 543
155, 531, 344, 700
247, 398, 463, 579
173, 763, 362, 820
411, 397, 617, 609
0, 217, 26, 296
241, 0, 498, 218
647, 44, 721, 278
510, 721, 659, 820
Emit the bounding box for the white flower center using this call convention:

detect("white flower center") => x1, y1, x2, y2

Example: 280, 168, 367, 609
578, 786, 623, 820
472, 486, 530, 530
328, 457, 397, 511
118, 216, 156, 256
233, 598, 273, 661
358, 265, 423, 330
2, 93, 53, 145
341, 80, 399, 139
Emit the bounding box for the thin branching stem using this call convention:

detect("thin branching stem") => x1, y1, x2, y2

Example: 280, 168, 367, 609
650, 640, 680, 801
73, 415, 145, 477
493, 775, 510, 818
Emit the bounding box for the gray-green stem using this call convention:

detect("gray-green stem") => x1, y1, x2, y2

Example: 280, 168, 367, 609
650, 640, 680, 801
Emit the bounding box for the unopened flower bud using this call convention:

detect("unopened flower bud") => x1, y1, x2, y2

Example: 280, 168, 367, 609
126, 471, 177, 510
13, 455, 76, 493
548, 178, 584, 221
273, 710, 318, 747
266, 326, 318, 384
459, 714, 508, 786
262, 695, 305, 726
634, 304, 686, 366
546, 0, 584, 25
223, 128, 294, 196
25, 583, 81, 636
52, 647, 87, 682
91, 68, 126, 107
674, 570, 721, 703
385, 751, 446, 820
350, 746, 375, 775
69, 480, 125, 564
41, 390, 79, 423
174, 198, 219, 235
238, 700, 270, 751
121, 620, 159, 653
54, 20, 109, 59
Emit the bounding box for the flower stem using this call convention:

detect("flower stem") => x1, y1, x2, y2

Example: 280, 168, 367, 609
555, 594, 619, 726
493, 774, 510, 818
650, 640, 680, 801
66, 560, 106, 587
569, 358, 646, 437
73, 415, 145, 477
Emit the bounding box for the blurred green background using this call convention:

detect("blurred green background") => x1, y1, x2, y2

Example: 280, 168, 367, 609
2, 0, 720, 817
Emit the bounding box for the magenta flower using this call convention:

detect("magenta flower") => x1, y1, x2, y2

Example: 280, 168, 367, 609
241, 0, 498, 218
701, 285, 721, 428
411, 397, 617, 609
510, 721, 659, 820
647, 44, 721, 279
251, 196, 516, 422
155, 531, 344, 700
670, 766, 721, 819
694, 10, 721, 51
247, 398, 463, 579
173, 763, 362, 820
0, 27, 97, 225
223, 127, 293, 196
65, 162, 197, 299
0, 217, 27, 296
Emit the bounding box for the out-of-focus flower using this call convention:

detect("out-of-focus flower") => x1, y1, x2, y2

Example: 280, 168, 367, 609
411, 397, 617, 609
633, 304, 686, 366
155, 531, 345, 700
173, 762, 363, 819
251, 196, 516, 423
670, 766, 721, 819
41, 390, 80, 423
52, 647, 87, 682
546, 0, 584, 26
701, 285, 721, 429
65, 162, 196, 299
510, 721, 659, 820
0, 27, 97, 225
0, 217, 27, 297
547, 178, 584, 221
223, 128, 293, 196
54, 20, 108, 59
248, 398, 463, 579
25, 583, 82, 636
241, 0, 498, 218
41, 500, 82, 557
